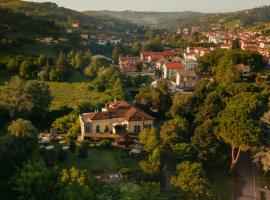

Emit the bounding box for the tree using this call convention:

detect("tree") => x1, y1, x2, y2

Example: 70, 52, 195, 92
131, 42, 141, 56
6, 58, 19, 72
77, 141, 89, 158
59, 167, 97, 200
139, 147, 161, 176
139, 128, 159, 152
167, 93, 194, 118
14, 158, 59, 200
74, 51, 84, 70
194, 88, 226, 125
97, 182, 121, 200
254, 148, 270, 173
112, 78, 125, 100
37, 54, 46, 66
215, 57, 235, 86
170, 161, 216, 200
135, 80, 171, 114
56, 145, 67, 162
171, 143, 195, 163
8, 118, 38, 138
19, 60, 33, 78
69, 139, 76, 153
160, 117, 189, 147
191, 120, 225, 165
216, 92, 268, 172
0, 135, 33, 178
140, 182, 165, 200
112, 46, 123, 61
52, 113, 78, 134
0, 77, 51, 118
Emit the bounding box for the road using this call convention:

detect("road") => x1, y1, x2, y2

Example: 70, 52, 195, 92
233, 152, 259, 200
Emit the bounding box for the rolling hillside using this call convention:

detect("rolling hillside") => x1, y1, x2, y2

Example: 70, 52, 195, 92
85, 5, 270, 29
0, 0, 139, 32
85, 10, 203, 28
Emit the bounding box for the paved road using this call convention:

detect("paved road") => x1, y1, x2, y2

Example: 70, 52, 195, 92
234, 152, 259, 200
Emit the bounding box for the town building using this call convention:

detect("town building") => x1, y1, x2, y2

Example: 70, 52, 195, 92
235, 64, 251, 78
162, 62, 185, 79
176, 70, 198, 89
119, 57, 141, 73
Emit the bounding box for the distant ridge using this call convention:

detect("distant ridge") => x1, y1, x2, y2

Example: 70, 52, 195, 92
84, 5, 270, 29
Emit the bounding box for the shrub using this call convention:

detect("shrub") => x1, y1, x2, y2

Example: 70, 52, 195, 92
69, 139, 76, 153
77, 141, 89, 159
119, 167, 133, 176
56, 146, 66, 163
99, 139, 111, 149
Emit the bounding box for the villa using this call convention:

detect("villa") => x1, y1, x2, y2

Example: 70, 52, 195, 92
79, 100, 155, 140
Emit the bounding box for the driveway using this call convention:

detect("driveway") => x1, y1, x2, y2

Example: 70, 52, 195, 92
233, 152, 259, 200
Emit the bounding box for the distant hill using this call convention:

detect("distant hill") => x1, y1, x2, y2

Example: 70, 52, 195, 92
84, 10, 203, 28
84, 6, 270, 29
0, 8, 64, 41
0, 0, 139, 32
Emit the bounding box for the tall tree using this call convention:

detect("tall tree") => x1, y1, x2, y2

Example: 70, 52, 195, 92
0, 77, 51, 118
139, 128, 159, 152
14, 158, 59, 200
170, 161, 217, 200
160, 117, 189, 147
216, 92, 268, 172
112, 78, 125, 100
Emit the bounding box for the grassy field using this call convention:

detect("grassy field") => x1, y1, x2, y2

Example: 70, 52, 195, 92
0, 69, 111, 110
60, 148, 138, 173
206, 166, 234, 200
47, 70, 110, 110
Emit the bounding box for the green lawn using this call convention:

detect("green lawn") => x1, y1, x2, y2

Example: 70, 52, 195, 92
47, 71, 110, 110
60, 148, 138, 173
0, 69, 110, 110
206, 166, 234, 200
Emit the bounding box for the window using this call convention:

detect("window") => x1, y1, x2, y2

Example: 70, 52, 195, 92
85, 125, 92, 133
134, 125, 141, 133
104, 125, 109, 132
96, 125, 100, 133
144, 124, 152, 129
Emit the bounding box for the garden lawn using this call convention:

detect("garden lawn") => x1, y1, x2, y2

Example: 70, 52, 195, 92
47, 70, 111, 110
60, 148, 138, 173
206, 166, 234, 200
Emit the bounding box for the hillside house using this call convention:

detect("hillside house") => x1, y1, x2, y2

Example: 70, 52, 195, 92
235, 64, 250, 78
79, 100, 155, 140
71, 22, 80, 29
176, 70, 198, 89
119, 57, 141, 73
162, 62, 185, 79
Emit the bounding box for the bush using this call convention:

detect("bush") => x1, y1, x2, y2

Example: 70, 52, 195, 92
119, 167, 133, 176
77, 141, 89, 159
56, 146, 66, 163
99, 139, 111, 149
69, 139, 76, 153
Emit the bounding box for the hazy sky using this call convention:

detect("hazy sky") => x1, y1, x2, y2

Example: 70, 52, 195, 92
25, 0, 270, 12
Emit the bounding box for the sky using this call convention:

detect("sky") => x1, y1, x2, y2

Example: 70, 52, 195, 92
25, 0, 270, 13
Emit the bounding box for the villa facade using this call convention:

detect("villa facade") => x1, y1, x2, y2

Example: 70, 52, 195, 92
79, 100, 154, 140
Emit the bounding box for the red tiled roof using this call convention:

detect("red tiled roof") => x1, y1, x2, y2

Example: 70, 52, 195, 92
164, 62, 185, 69
83, 101, 154, 122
